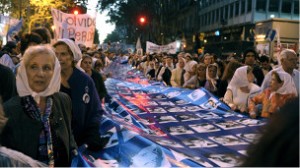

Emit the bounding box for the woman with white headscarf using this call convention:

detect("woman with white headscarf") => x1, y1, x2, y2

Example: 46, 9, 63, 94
53, 39, 108, 152
1, 45, 77, 166
204, 63, 220, 95
248, 71, 297, 118
223, 65, 261, 112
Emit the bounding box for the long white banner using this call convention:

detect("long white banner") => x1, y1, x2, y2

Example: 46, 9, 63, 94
146, 41, 177, 54
51, 8, 96, 47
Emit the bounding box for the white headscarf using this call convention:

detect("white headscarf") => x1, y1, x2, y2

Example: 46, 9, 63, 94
274, 71, 298, 96
16, 45, 61, 104
56, 38, 82, 62
227, 65, 249, 91
206, 63, 219, 90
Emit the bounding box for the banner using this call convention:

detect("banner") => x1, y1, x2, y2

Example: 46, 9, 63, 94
146, 41, 177, 54
7, 18, 23, 42
72, 59, 266, 167
51, 8, 96, 47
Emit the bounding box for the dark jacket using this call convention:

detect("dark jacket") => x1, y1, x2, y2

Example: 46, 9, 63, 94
1, 92, 77, 167
91, 69, 107, 100
60, 68, 104, 151
0, 64, 17, 103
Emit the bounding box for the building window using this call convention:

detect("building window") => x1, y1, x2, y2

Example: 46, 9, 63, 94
212, 10, 215, 24
216, 8, 219, 22
241, 0, 245, 14
294, 0, 299, 14
282, 0, 292, 13
269, 0, 279, 12
235, 1, 239, 16
256, 0, 266, 12
225, 5, 229, 19
247, 0, 252, 13
230, 3, 234, 18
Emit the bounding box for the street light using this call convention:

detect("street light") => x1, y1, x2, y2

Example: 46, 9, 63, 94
139, 16, 146, 24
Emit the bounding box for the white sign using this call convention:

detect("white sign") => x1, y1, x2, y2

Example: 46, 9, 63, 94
146, 41, 177, 54
51, 8, 96, 47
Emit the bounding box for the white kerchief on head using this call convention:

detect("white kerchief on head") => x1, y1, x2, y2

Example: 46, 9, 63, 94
227, 66, 249, 91
275, 71, 298, 96
57, 38, 82, 62
16, 52, 61, 104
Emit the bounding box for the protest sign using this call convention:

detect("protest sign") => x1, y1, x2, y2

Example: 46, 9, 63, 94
51, 8, 96, 47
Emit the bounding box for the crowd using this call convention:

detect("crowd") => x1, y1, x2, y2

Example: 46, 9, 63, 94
0, 26, 299, 166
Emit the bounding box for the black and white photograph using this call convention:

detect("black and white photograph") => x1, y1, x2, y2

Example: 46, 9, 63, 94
155, 139, 184, 148
174, 100, 190, 105
175, 114, 200, 122
214, 120, 245, 130
236, 118, 265, 126
207, 153, 241, 167
155, 115, 178, 123
209, 135, 248, 146
158, 101, 175, 106
236, 133, 261, 143
146, 107, 167, 113
200, 97, 220, 110
165, 106, 186, 113
197, 112, 222, 119
167, 126, 194, 135
166, 91, 182, 98
182, 138, 218, 148
189, 123, 221, 133
184, 105, 202, 112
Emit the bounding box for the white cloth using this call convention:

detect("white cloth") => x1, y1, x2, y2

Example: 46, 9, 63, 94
224, 65, 261, 111
56, 39, 82, 61
274, 71, 298, 96
16, 52, 61, 104
261, 66, 299, 95
227, 66, 249, 91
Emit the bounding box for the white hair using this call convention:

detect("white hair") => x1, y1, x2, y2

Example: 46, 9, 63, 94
278, 49, 296, 65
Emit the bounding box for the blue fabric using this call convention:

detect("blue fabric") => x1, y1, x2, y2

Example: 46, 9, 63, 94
72, 59, 266, 167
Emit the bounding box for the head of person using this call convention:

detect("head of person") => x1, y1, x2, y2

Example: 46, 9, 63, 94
279, 49, 298, 72
243, 48, 258, 66
16, 45, 61, 103
53, 39, 82, 71
20, 32, 43, 55
228, 66, 254, 92
189, 63, 197, 75
206, 63, 218, 79
178, 57, 185, 69
1, 41, 17, 55
166, 56, 173, 66
31, 27, 52, 44
80, 55, 93, 74
94, 59, 104, 72
203, 53, 212, 66
270, 71, 298, 95
221, 60, 242, 81
184, 53, 192, 62
259, 55, 270, 69
197, 63, 206, 80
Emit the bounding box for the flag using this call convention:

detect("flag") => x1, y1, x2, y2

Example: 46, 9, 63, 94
7, 18, 23, 42
265, 29, 276, 41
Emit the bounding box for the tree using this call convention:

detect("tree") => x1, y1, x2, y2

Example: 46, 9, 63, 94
103, 30, 120, 43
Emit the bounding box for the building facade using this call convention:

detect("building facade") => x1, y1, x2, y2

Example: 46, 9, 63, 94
162, 0, 299, 57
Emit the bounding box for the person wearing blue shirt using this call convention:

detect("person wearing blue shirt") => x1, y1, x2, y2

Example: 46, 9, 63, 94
53, 39, 107, 151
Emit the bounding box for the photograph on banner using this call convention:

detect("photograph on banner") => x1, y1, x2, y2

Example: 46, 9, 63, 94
182, 138, 218, 148
214, 120, 245, 130
197, 112, 222, 119
154, 115, 178, 123
209, 135, 248, 146
137, 48, 143, 56
200, 97, 221, 110
189, 123, 221, 133
175, 114, 200, 122
167, 125, 194, 135
236, 133, 261, 143
206, 153, 241, 167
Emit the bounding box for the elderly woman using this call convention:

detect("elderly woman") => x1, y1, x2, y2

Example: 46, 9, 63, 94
248, 71, 297, 118
53, 39, 107, 152
183, 63, 198, 89
1, 45, 77, 166
80, 55, 107, 101
223, 66, 261, 112
204, 63, 220, 95
196, 63, 207, 88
